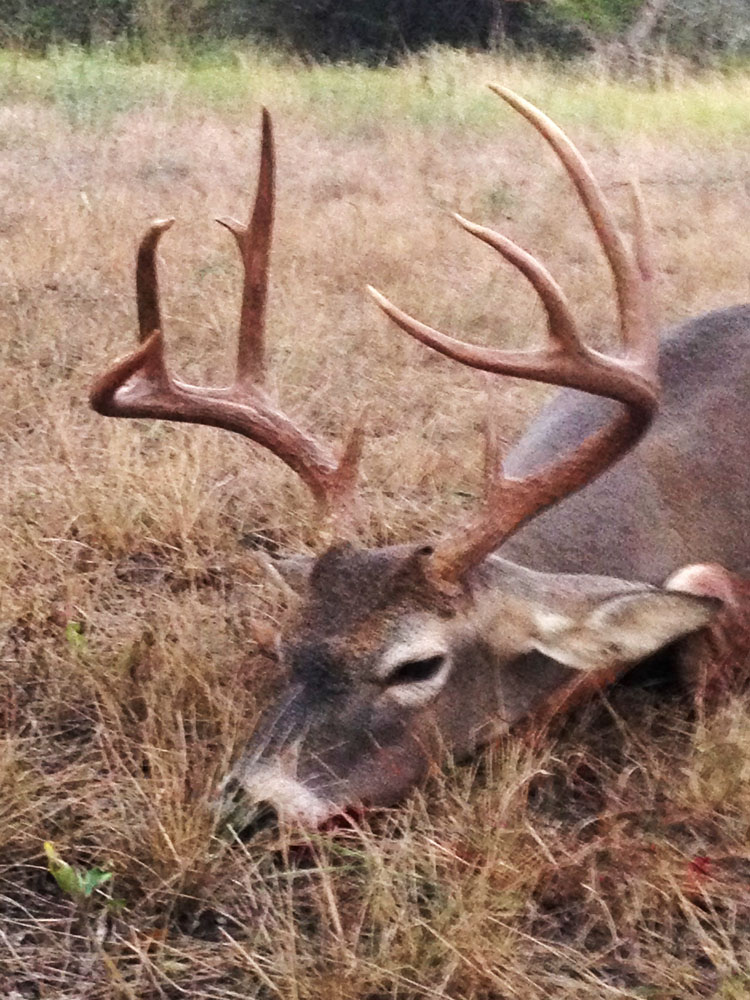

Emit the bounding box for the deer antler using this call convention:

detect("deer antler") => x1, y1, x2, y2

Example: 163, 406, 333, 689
368, 84, 659, 583
91, 109, 363, 523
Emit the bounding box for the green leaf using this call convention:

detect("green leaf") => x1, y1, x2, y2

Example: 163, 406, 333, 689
81, 867, 113, 897
44, 841, 85, 898
52, 862, 85, 897
44, 842, 114, 902
65, 620, 87, 652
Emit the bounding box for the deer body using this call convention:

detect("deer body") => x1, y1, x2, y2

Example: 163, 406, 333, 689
225, 303, 750, 825
502, 303, 750, 581
90, 88, 748, 833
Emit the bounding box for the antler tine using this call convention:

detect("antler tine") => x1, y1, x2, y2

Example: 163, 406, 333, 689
136, 217, 175, 343
629, 177, 655, 283
367, 210, 584, 361
92, 219, 175, 413
431, 406, 650, 582
366, 270, 653, 410
90, 110, 362, 525
216, 107, 274, 385
454, 213, 583, 354
488, 84, 653, 369
368, 85, 659, 583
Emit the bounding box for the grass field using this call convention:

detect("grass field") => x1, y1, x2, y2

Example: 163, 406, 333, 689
1, 46, 750, 999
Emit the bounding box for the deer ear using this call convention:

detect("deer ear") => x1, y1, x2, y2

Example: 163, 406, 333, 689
254, 553, 314, 598
273, 555, 315, 591
532, 589, 722, 672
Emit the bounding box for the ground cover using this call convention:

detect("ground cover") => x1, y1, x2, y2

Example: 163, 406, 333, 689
1, 47, 749, 999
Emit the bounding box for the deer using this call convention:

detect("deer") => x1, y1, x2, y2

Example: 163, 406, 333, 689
90, 87, 750, 834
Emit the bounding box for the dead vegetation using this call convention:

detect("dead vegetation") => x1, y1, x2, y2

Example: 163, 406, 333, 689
1, 48, 749, 999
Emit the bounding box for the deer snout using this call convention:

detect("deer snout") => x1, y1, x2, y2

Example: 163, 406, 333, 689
217, 759, 339, 833
220, 789, 279, 840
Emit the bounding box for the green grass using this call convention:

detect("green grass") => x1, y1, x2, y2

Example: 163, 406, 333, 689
1, 45, 749, 136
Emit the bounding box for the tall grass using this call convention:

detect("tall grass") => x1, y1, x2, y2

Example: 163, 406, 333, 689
1, 45, 750, 134
1, 47, 749, 999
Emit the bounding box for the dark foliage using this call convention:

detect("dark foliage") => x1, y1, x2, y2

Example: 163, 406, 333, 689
0, 0, 747, 63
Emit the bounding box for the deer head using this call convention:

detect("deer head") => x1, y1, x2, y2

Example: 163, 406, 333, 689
91, 89, 721, 833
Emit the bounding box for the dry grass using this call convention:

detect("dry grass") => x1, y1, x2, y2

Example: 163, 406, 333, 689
1, 47, 749, 999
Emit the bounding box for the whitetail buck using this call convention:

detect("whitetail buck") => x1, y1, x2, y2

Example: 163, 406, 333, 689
91, 88, 750, 833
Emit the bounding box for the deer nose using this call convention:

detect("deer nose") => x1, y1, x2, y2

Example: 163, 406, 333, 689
241, 800, 279, 840
219, 781, 279, 839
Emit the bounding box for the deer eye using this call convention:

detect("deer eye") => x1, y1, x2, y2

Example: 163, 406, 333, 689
386, 654, 446, 686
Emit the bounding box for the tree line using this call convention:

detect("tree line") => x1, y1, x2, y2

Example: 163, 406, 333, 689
1, 0, 748, 65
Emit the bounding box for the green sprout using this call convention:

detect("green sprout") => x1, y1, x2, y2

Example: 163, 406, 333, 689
44, 841, 114, 903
